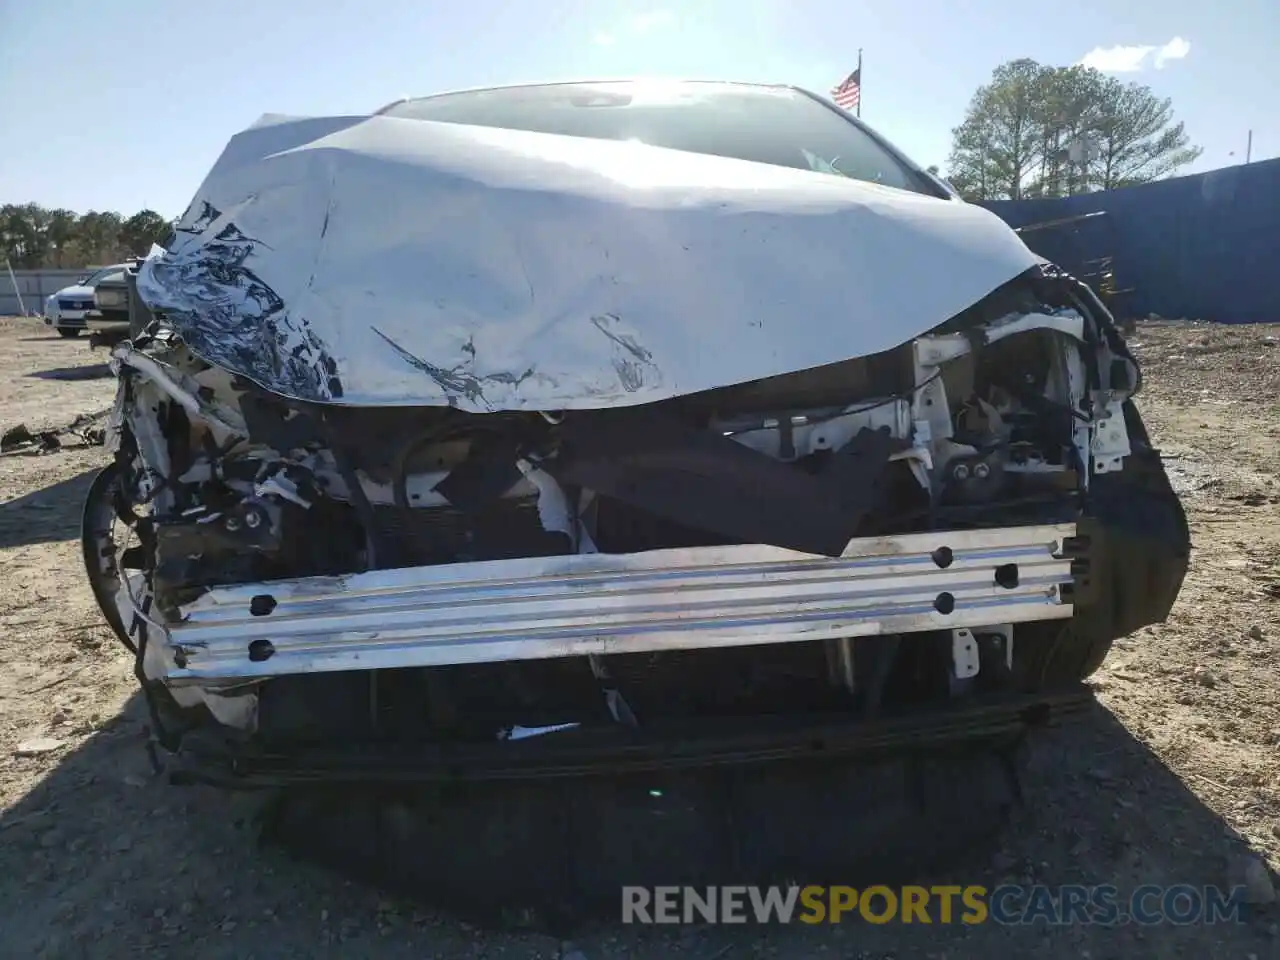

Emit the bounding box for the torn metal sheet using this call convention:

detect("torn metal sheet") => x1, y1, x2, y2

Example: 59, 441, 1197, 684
137, 112, 1039, 410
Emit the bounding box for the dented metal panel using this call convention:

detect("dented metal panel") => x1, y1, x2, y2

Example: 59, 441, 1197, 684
136, 109, 1039, 410
165, 523, 1076, 685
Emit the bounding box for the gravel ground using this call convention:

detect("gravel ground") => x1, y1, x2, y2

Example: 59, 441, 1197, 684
0, 316, 1277, 959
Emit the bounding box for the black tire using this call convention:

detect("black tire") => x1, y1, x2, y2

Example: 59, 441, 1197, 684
58, 327, 81, 338
1013, 620, 1115, 691
81, 463, 138, 654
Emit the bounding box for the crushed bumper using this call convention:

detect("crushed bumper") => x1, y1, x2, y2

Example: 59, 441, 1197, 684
165, 523, 1079, 687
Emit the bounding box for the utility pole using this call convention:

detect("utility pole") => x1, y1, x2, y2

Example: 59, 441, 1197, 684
1246, 130, 1253, 164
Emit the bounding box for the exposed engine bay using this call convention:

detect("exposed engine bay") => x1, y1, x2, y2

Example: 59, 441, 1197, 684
85, 261, 1188, 782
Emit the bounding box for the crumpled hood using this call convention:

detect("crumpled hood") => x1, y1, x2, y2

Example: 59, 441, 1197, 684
138, 112, 1039, 411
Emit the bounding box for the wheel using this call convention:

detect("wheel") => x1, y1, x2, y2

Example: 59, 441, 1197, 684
81, 463, 138, 654
57, 327, 81, 338
1013, 620, 1115, 691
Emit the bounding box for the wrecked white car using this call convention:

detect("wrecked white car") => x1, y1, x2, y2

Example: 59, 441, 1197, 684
83, 81, 1188, 786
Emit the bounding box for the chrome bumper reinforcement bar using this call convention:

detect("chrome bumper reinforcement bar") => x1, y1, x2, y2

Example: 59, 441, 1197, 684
165, 523, 1077, 686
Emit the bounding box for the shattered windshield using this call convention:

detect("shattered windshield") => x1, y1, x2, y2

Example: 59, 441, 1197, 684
382, 81, 937, 196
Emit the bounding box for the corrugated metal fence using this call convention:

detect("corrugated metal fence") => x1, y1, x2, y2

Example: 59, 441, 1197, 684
1, 268, 89, 317
983, 158, 1280, 325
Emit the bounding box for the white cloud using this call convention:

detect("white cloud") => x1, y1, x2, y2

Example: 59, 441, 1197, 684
1079, 44, 1156, 72
1077, 36, 1191, 73
1154, 36, 1192, 68
592, 10, 673, 45
630, 10, 674, 33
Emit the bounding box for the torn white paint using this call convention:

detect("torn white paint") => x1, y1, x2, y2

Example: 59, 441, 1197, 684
139, 111, 1039, 411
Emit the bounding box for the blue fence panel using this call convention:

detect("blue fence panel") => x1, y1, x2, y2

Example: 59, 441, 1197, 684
982, 157, 1280, 325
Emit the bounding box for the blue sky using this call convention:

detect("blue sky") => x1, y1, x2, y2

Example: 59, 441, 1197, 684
0, 0, 1273, 217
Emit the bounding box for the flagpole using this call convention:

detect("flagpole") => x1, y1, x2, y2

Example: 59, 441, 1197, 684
856, 48, 862, 117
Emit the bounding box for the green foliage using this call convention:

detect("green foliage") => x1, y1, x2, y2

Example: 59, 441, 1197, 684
946, 60, 1202, 201
118, 209, 172, 256
0, 203, 173, 268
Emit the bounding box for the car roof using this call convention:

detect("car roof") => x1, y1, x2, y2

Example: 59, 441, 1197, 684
374, 78, 815, 116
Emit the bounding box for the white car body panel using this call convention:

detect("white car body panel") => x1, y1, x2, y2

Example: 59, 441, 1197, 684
136, 112, 1040, 411
44, 266, 131, 326
43, 283, 96, 324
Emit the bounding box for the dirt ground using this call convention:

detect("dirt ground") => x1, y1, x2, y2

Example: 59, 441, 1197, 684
0, 315, 1277, 959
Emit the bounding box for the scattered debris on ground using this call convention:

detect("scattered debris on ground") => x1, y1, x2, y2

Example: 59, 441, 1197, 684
1, 410, 109, 455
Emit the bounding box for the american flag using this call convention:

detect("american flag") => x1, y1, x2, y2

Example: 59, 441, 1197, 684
831, 68, 861, 111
